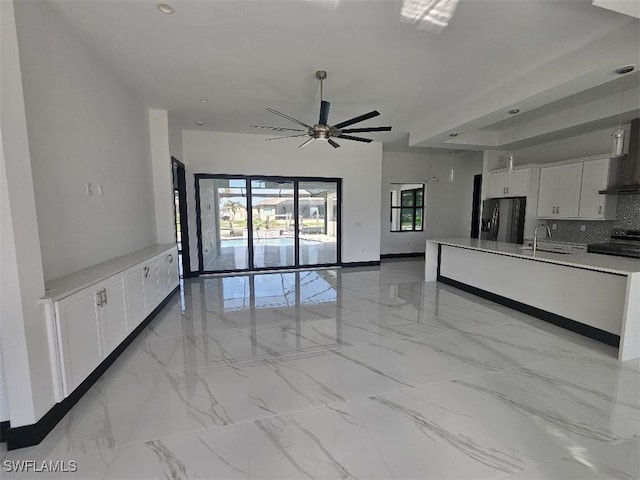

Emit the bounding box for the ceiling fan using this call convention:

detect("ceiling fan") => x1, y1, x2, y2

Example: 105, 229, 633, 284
252, 70, 392, 149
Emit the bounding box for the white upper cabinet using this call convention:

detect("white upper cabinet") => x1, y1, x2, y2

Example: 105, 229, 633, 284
508, 169, 530, 197
487, 168, 530, 198
555, 163, 583, 218
578, 158, 617, 220
537, 163, 583, 219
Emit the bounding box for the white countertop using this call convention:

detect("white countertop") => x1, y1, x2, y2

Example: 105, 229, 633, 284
41, 244, 177, 302
428, 238, 640, 275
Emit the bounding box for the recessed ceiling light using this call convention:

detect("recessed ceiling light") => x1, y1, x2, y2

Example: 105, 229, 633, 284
508, 108, 520, 115
156, 3, 174, 14
196, 121, 204, 126
615, 65, 634, 75
200, 99, 209, 103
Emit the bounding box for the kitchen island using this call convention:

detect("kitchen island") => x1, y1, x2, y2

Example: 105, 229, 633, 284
425, 238, 640, 361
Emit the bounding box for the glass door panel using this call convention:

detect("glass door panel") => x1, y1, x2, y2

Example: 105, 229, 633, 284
298, 180, 338, 265
198, 177, 249, 271
250, 179, 296, 269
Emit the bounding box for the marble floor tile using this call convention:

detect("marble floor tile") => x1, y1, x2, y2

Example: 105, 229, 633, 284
5, 259, 639, 480
503, 435, 640, 479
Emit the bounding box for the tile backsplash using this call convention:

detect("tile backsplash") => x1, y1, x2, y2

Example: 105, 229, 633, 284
548, 195, 640, 244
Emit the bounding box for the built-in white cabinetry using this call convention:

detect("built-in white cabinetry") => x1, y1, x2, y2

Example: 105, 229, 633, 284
536, 162, 583, 219
157, 250, 178, 299
124, 266, 146, 330
98, 275, 128, 355
54, 289, 102, 395
42, 245, 179, 398
578, 158, 617, 220
142, 258, 160, 313
487, 168, 529, 198
536, 156, 618, 220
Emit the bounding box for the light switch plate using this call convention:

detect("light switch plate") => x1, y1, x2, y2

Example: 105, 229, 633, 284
580, 224, 586, 232
552, 223, 557, 230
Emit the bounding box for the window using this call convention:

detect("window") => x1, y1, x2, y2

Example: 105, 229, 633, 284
390, 183, 424, 232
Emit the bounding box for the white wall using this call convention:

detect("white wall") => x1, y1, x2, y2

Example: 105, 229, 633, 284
1, 0, 54, 426
381, 151, 483, 254
14, 0, 157, 282
149, 109, 176, 244
167, 115, 184, 162
182, 131, 382, 270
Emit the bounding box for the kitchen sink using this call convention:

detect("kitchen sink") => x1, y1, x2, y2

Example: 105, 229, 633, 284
517, 245, 572, 254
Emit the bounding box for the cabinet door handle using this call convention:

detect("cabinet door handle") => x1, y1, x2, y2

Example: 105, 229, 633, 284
102, 288, 108, 306
97, 291, 104, 308
598, 205, 603, 214
144, 266, 149, 278
506, 187, 509, 195
168, 254, 173, 264
557, 206, 559, 214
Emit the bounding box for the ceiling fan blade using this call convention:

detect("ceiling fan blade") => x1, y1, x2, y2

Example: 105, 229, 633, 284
266, 108, 312, 129
319, 100, 331, 125
299, 138, 315, 148
265, 134, 311, 141
327, 139, 341, 149
337, 134, 373, 143
340, 126, 392, 133
251, 125, 306, 132
333, 110, 380, 129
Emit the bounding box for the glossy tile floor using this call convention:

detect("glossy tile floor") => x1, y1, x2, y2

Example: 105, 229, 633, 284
2, 259, 639, 479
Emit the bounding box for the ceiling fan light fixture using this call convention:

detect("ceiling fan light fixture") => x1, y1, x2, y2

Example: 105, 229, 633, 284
401, 0, 460, 32
254, 70, 392, 149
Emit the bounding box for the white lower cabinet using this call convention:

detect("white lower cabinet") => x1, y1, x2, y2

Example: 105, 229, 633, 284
124, 266, 146, 330
142, 258, 160, 313
158, 247, 179, 299
98, 276, 128, 352
44, 245, 179, 399
55, 289, 102, 395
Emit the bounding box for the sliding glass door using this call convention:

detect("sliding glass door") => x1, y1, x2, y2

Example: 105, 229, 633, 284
251, 179, 296, 269
196, 175, 341, 273
196, 177, 249, 272
298, 181, 339, 266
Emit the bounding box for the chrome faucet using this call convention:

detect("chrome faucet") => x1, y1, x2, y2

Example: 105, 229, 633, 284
533, 224, 552, 254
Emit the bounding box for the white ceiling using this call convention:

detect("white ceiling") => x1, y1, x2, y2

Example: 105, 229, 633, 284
48, 0, 640, 153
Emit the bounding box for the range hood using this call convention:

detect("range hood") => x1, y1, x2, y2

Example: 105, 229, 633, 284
600, 118, 640, 195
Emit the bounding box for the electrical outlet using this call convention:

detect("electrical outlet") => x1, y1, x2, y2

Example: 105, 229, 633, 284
580, 224, 586, 232
86, 182, 93, 196
552, 223, 557, 230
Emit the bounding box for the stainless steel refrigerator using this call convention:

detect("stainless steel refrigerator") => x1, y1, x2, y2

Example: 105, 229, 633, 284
480, 197, 526, 244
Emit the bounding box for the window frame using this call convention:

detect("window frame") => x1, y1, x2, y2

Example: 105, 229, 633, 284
390, 185, 424, 232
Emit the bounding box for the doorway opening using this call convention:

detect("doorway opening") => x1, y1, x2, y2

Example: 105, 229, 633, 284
195, 175, 341, 274
172, 158, 191, 277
